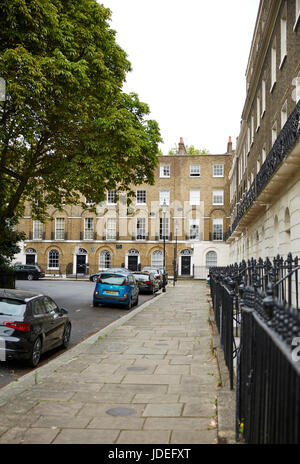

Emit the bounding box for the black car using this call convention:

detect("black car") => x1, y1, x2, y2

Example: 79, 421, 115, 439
0, 289, 71, 367
132, 271, 160, 294
14, 264, 45, 281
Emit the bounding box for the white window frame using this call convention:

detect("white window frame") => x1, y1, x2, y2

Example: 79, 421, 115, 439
271, 40, 277, 92
84, 218, 94, 240
189, 219, 200, 240
294, 0, 300, 31
190, 165, 200, 177
33, 220, 43, 240
261, 79, 266, 117
256, 95, 261, 131
151, 250, 163, 269
213, 218, 223, 241
99, 250, 111, 269
48, 249, 59, 269
107, 190, 116, 205
189, 189, 200, 206
136, 190, 146, 205
159, 217, 169, 240
280, 14, 287, 68
136, 217, 146, 240
206, 251, 217, 267
272, 122, 277, 146
213, 165, 224, 177
281, 100, 288, 129
159, 190, 170, 206
55, 218, 65, 240
106, 218, 116, 240
213, 190, 224, 206
160, 164, 170, 178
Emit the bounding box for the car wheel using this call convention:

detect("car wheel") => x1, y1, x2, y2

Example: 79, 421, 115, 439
27, 273, 34, 281
62, 323, 71, 348
93, 302, 99, 307
125, 297, 132, 310
134, 295, 139, 306
28, 337, 42, 368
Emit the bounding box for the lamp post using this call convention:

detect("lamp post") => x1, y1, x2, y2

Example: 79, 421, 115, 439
162, 199, 168, 293
173, 220, 178, 286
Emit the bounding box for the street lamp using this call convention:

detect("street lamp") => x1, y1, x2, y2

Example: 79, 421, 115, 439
162, 199, 168, 293
173, 220, 178, 287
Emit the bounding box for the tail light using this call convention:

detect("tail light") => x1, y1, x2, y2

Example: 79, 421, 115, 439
124, 293, 128, 298
38, 269, 42, 273
94, 291, 99, 295
145, 281, 152, 284
124, 280, 129, 285
97, 277, 101, 282
4, 322, 31, 332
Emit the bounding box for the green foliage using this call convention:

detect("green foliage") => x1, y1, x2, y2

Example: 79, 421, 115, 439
0, 0, 162, 234
168, 144, 210, 155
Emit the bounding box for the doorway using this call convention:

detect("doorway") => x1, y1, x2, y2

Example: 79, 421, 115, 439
76, 254, 87, 274
128, 255, 138, 271
181, 255, 191, 275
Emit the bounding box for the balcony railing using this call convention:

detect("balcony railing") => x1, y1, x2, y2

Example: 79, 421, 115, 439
225, 100, 300, 241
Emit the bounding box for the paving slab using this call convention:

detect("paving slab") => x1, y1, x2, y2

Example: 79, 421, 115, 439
0, 281, 235, 444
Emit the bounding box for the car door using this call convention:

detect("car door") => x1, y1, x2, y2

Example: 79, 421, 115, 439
29, 298, 52, 351
129, 275, 138, 299
41, 296, 66, 348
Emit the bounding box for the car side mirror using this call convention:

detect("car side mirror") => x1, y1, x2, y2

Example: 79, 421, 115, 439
60, 308, 68, 315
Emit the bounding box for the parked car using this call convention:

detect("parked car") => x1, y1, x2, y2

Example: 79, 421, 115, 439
14, 264, 45, 281
93, 272, 139, 309
0, 289, 71, 367
89, 268, 130, 282
132, 271, 160, 294
142, 267, 168, 288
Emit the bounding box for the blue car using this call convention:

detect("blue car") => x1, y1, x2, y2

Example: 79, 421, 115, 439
93, 272, 139, 309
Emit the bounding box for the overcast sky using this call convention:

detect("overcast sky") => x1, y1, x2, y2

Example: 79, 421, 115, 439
99, 0, 260, 155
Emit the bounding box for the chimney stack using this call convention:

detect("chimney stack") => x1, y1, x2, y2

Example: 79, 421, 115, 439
227, 136, 232, 153
178, 137, 187, 155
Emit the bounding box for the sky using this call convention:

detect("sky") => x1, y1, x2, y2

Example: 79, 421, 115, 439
99, 0, 260, 155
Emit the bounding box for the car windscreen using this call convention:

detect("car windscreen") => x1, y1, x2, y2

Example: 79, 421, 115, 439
0, 298, 26, 316
99, 275, 126, 286
133, 274, 151, 281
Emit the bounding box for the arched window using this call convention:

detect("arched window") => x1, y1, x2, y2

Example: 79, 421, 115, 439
48, 249, 59, 269
151, 250, 163, 269
206, 251, 217, 268
99, 250, 111, 269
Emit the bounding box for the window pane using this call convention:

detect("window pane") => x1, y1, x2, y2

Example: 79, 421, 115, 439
33, 221, 43, 240
190, 165, 200, 177
99, 251, 111, 268
189, 219, 200, 240
151, 250, 163, 269
48, 249, 59, 268
213, 219, 223, 240
213, 165, 224, 177
136, 190, 146, 204
55, 219, 65, 240
136, 218, 146, 240
189, 190, 200, 205
107, 218, 116, 239
107, 190, 116, 204
84, 218, 94, 240
160, 165, 170, 177
213, 190, 224, 205
160, 190, 170, 205
206, 251, 217, 267
159, 217, 169, 239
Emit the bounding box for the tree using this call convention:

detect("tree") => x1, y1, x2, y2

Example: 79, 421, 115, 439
0, 0, 162, 249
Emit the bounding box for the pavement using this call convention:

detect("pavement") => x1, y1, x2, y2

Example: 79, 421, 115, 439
0, 281, 236, 445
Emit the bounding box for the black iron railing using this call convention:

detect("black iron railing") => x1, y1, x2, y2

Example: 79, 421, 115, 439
225, 100, 300, 241
210, 253, 300, 443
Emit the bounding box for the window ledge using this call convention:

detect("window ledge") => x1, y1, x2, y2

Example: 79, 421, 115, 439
261, 109, 266, 119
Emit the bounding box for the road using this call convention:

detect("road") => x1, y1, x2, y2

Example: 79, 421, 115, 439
0, 279, 158, 389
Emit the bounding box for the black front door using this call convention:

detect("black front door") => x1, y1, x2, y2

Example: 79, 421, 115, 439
76, 255, 86, 274
181, 256, 191, 275
26, 254, 35, 265
128, 256, 138, 271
